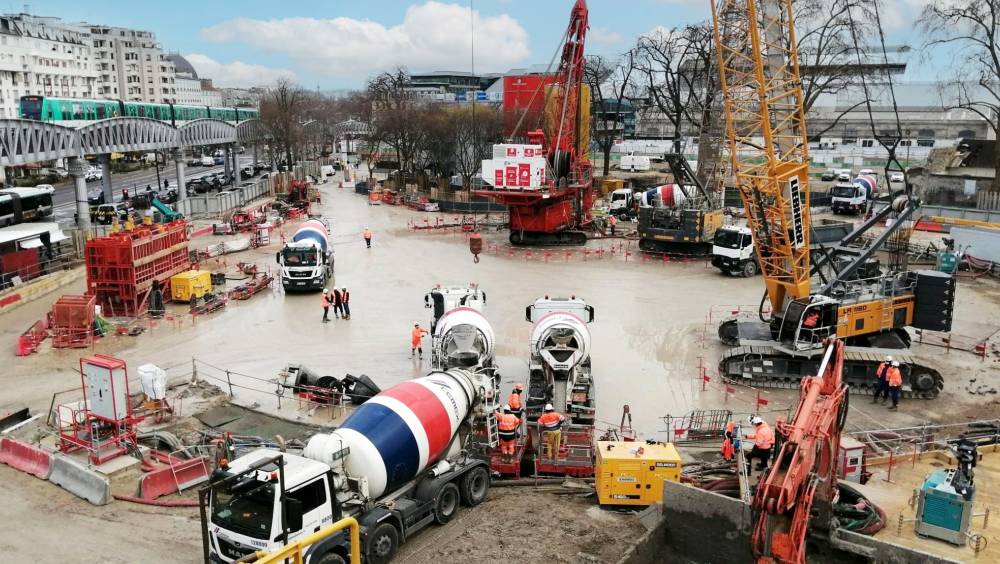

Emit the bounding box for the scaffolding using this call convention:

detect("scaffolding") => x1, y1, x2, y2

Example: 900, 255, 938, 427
84, 221, 190, 317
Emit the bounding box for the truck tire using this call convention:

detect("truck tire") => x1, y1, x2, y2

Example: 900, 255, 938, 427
742, 260, 758, 278
316, 552, 346, 564
434, 482, 460, 524
459, 465, 490, 506
365, 522, 398, 564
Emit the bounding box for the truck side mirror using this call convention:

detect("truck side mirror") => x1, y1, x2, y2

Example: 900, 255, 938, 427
525, 305, 533, 323
275, 251, 281, 265
285, 498, 304, 533
424, 294, 431, 308
587, 306, 595, 323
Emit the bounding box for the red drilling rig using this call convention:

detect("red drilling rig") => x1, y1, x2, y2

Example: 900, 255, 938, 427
474, 0, 594, 246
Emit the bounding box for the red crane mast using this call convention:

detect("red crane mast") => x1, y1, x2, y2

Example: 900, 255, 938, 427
474, 0, 594, 246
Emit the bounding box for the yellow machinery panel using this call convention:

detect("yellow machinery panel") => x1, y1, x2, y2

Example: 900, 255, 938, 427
596, 441, 682, 506
170, 270, 212, 303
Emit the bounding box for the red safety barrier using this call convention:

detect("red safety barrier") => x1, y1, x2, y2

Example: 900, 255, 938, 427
16, 319, 48, 356
189, 226, 214, 238
139, 455, 210, 500
0, 437, 52, 479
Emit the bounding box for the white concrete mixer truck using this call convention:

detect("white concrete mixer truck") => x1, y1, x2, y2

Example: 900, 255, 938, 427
423, 285, 496, 373
201, 368, 498, 564
276, 219, 334, 291
524, 296, 595, 424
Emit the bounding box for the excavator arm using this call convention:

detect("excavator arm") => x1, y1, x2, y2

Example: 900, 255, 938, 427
751, 339, 848, 564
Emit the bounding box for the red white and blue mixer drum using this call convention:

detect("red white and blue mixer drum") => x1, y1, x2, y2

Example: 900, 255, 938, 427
304, 369, 477, 498
853, 174, 877, 196
641, 184, 688, 207
291, 219, 329, 252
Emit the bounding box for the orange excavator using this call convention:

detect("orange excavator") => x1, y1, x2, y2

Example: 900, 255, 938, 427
750, 339, 848, 563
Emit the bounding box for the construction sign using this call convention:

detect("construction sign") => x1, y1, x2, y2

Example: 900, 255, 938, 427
482, 155, 547, 189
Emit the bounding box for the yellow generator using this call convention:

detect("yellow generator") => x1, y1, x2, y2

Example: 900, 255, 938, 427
170, 270, 212, 303
596, 441, 682, 506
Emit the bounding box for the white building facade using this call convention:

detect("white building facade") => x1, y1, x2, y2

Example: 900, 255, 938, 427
81, 24, 175, 103
0, 14, 97, 118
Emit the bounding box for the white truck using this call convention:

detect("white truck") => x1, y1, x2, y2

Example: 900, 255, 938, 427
424, 285, 496, 372
201, 368, 497, 564
608, 188, 637, 218
524, 296, 595, 424
830, 174, 876, 215
711, 220, 854, 276
277, 219, 334, 291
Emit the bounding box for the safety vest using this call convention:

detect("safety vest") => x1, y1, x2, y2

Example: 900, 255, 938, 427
886, 366, 903, 387
341, 290, 350, 303
508, 392, 522, 411
876, 362, 890, 380
748, 422, 775, 449
497, 413, 520, 440
363, 229, 372, 239
321, 294, 331, 307
538, 411, 565, 431
609, 216, 618, 226
411, 327, 425, 346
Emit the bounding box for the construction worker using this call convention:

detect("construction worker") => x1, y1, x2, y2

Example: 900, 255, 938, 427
411, 323, 428, 358
321, 289, 332, 323
745, 416, 774, 472
538, 404, 566, 460
886, 360, 903, 410
332, 287, 344, 319
507, 383, 524, 420
608, 214, 618, 236
340, 287, 351, 320
873, 355, 892, 405
721, 420, 736, 462
496, 404, 521, 460
363, 227, 373, 248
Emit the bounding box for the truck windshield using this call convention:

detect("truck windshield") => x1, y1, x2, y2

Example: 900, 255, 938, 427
831, 185, 857, 198
210, 481, 275, 540
611, 193, 628, 202
283, 248, 318, 267
714, 229, 743, 249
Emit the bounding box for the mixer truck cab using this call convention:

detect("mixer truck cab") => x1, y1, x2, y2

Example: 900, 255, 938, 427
711, 225, 758, 277
830, 174, 877, 215
608, 188, 636, 219
277, 219, 333, 290
204, 369, 497, 564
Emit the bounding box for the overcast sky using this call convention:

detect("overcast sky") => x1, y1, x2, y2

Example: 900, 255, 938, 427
27, 0, 929, 90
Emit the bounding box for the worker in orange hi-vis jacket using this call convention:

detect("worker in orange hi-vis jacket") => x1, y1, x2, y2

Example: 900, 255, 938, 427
410, 323, 428, 358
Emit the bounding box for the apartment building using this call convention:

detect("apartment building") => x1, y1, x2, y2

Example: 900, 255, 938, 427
168, 53, 223, 106
0, 13, 97, 118
81, 23, 176, 103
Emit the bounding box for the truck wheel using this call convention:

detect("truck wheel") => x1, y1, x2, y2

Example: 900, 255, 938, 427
434, 482, 460, 524
316, 552, 346, 564
365, 522, 398, 564
742, 260, 758, 277
460, 465, 490, 506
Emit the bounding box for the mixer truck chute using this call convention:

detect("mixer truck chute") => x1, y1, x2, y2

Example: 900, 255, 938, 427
277, 219, 334, 291
524, 297, 595, 425
424, 285, 495, 372
201, 368, 498, 564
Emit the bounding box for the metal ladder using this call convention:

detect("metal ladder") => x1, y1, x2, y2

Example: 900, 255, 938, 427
485, 412, 499, 448
880, 297, 895, 330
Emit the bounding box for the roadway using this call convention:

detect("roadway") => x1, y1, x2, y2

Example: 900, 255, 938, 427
46, 156, 257, 224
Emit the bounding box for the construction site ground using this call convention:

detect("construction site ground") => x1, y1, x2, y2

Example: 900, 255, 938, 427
2, 169, 1000, 562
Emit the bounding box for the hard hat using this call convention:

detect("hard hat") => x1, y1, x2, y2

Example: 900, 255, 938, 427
503, 404, 511, 412
751, 416, 763, 426
514, 383, 524, 391
323, 288, 329, 293
892, 360, 900, 367
885, 355, 893, 362
544, 403, 554, 412
414, 322, 420, 327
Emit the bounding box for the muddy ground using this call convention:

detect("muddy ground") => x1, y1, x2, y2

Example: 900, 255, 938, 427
1, 167, 999, 562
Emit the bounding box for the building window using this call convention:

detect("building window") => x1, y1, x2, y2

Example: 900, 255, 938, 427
861, 139, 874, 148
957, 129, 976, 140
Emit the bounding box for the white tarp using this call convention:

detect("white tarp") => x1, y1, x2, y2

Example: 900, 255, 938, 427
0, 222, 66, 247
137, 364, 167, 400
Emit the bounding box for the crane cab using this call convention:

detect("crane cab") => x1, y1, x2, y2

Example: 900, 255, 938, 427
775, 296, 839, 351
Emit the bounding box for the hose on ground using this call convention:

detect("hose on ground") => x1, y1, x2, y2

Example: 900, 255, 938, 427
113, 493, 200, 507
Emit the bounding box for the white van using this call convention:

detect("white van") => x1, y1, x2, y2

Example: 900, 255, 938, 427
200, 155, 214, 167
620, 154, 651, 172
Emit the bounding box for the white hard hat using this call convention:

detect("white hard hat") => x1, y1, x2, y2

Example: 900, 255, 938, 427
544, 403, 554, 412
885, 355, 893, 362
892, 360, 900, 367
322, 288, 329, 293
751, 416, 763, 425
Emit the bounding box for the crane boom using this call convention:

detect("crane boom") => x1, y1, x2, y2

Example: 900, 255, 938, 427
711, 0, 811, 313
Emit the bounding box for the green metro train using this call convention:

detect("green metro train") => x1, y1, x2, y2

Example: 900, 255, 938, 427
19, 95, 258, 126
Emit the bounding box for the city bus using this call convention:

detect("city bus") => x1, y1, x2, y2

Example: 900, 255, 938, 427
0, 187, 54, 227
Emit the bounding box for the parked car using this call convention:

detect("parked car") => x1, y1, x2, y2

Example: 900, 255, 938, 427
161, 189, 178, 204
187, 157, 203, 167
889, 171, 905, 183
820, 169, 837, 181
85, 167, 103, 182
200, 156, 214, 167
187, 179, 208, 194
213, 155, 225, 166
41, 167, 68, 179
35, 184, 55, 195
91, 203, 128, 225
87, 189, 105, 206
836, 172, 851, 182
241, 165, 255, 177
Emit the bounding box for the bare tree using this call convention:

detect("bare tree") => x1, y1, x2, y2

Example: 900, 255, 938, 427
585, 52, 639, 176
635, 24, 715, 153
452, 104, 503, 189
260, 78, 309, 168
920, 0, 1000, 190
367, 68, 425, 184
